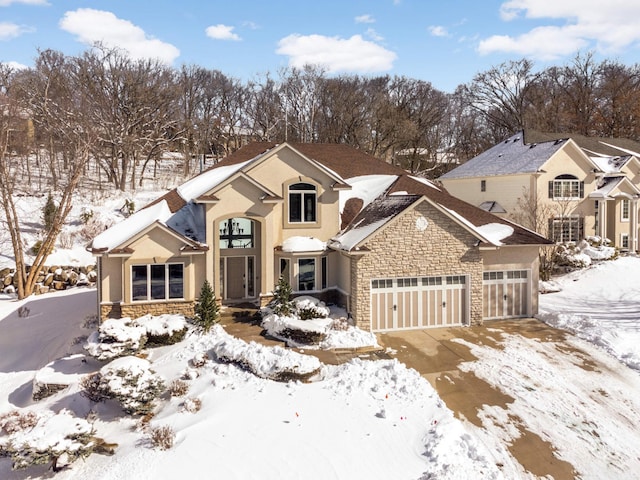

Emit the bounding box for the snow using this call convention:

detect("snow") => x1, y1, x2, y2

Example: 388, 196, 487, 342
281, 236, 326, 252
475, 223, 514, 245
90, 200, 172, 251
339, 174, 397, 215
331, 217, 390, 251
409, 175, 441, 190
538, 256, 640, 371
176, 160, 251, 201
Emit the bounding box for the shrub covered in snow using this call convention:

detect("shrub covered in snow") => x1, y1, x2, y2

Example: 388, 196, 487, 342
555, 239, 617, 271
182, 397, 202, 413
167, 379, 189, 397
84, 356, 166, 415
85, 314, 188, 360
148, 425, 175, 450
0, 409, 99, 472
211, 325, 321, 382
135, 314, 188, 346
262, 314, 328, 345
294, 296, 330, 320
84, 317, 147, 361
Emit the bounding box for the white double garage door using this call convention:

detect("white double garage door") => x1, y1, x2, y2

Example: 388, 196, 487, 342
371, 270, 530, 332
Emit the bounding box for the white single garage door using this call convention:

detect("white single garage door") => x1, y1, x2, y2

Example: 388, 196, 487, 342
371, 275, 467, 331
482, 270, 530, 320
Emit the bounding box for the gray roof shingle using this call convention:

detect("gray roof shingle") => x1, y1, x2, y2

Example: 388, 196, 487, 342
440, 132, 567, 179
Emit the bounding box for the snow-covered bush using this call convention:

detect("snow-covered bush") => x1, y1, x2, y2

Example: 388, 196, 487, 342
261, 314, 328, 345
168, 379, 189, 397
211, 325, 321, 382
294, 296, 330, 320
190, 352, 209, 368
182, 397, 202, 413
0, 409, 98, 472
0, 410, 39, 434
88, 357, 165, 415
84, 317, 147, 361
85, 314, 188, 360
148, 425, 175, 450
135, 314, 188, 346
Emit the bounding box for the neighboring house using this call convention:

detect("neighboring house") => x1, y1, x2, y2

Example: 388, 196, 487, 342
440, 131, 640, 252
88, 142, 550, 332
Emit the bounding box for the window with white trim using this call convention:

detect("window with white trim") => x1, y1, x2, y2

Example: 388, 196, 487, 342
549, 174, 583, 200
621, 199, 630, 221
298, 258, 316, 291
621, 233, 629, 249
132, 263, 184, 301
288, 182, 317, 223
549, 216, 584, 243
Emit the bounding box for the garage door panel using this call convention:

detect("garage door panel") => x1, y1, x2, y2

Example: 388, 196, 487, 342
371, 276, 466, 332
483, 270, 530, 320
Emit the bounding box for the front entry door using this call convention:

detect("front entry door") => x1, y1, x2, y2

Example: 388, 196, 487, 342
226, 257, 246, 299
222, 255, 255, 301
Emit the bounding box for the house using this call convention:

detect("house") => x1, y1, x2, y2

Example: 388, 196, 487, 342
88, 142, 550, 332
439, 131, 640, 252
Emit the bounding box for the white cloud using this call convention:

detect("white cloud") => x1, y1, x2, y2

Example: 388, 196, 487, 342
276, 34, 396, 73
0, 0, 48, 6
355, 14, 375, 24
482, 0, 640, 58
205, 24, 241, 41
365, 28, 384, 42
0, 21, 30, 40
1, 60, 28, 70
428, 25, 449, 37
59, 8, 180, 64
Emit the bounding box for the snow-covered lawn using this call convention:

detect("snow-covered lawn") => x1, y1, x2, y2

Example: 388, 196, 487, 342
0, 288, 500, 479
538, 255, 640, 371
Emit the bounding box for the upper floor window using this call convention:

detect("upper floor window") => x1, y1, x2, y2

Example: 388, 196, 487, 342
549, 174, 583, 200
480, 180, 486, 192
621, 199, 630, 221
289, 182, 317, 223
132, 263, 183, 301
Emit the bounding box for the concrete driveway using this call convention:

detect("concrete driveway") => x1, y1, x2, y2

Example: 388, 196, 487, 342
377, 319, 579, 480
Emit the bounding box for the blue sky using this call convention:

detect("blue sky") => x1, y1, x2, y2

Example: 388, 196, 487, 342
2, 0, 640, 93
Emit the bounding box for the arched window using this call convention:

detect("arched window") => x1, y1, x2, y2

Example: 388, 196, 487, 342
288, 182, 317, 223
549, 174, 583, 199
219, 218, 254, 248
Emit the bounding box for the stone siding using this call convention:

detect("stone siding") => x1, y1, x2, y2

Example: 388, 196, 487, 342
100, 300, 195, 321
350, 201, 484, 330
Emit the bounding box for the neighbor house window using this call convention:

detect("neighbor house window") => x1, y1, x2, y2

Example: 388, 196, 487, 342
298, 258, 316, 291
549, 216, 584, 243
549, 174, 583, 200
480, 180, 486, 192
621, 199, 630, 221
621, 233, 629, 249
288, 182, 317, 223
131, 263, 183, 301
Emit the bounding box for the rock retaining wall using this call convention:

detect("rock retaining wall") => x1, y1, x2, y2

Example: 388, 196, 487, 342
0, 264, 97, 295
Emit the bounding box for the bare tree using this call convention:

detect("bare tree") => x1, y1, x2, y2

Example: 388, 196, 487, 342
462, 59, 538, 140
3, 50, 96, 299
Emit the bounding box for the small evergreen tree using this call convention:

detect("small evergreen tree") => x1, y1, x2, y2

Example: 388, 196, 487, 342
194, 280, 219, 332
272, 275, 294, 316
42, 193, 57, 232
